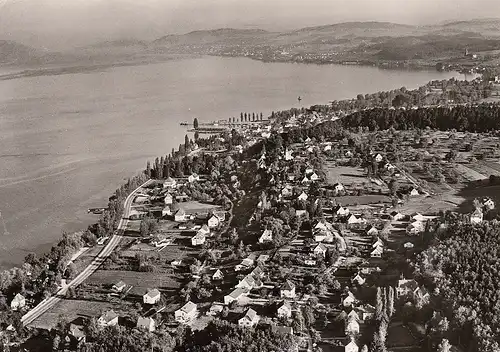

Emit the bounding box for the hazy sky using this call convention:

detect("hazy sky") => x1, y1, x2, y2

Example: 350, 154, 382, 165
0, 0, 499, 49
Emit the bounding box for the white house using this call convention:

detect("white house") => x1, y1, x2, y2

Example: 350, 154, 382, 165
162, 206, 172, 218
334, 183, 345, 193
356, 304, 376, 321
143, 289, 161, 305
136, 317, 155, 332
207, 303, 224, 316
313, 243, 327, 257
212, 269, 224, 281
224, 287, 250, 305
345, 151, 353, 158
314, 229, 334, 243
281, 186, 293, 197
372, 238, 384, 249
483, 198, 495, 210
374, 153, 383, 162
251, 266, 265, 279
296, 209, 307, 218
409, 188, 420, 197
345, 340, 359, 352
175, 301, 198, 324
98, 310, 119, 327
397, 278, 419, 297
404, 242, 414, 249
164, 194, 173, 205
277, 301, 292, 319
163, 177, 177, 189
346, 318, 360, 335
342, 291, 356, 307
298, 192, 308, 201
366, 226, 379, 236
238, 308, 260, 328
112, 281, 126, 293
280, 280, 296, 298
335, 206, 350, 216
347, 214, 362, 224
174, 208, 187, 222
390, 211, 405, 221
259, 229, 273, 243
284, 149, 294, 161
187, 174, 200, 183
237, 274, 262, 290
412, 213, 426, 222
370, 246, 383, 258
324, 144, 332, 152
208, 215, 220, 228
10, 293, 26, 311
470, 208, 483, 224
191, 232, 206, 246
304, 257, 317, 266
310, 173, 320, 182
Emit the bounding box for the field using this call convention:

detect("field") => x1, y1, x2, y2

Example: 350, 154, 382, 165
325, 164, 368, 186
30, 299, 119, 330
387, 323, 419, 348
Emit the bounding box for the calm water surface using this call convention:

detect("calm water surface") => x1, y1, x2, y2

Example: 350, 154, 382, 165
0, 56, 467, 268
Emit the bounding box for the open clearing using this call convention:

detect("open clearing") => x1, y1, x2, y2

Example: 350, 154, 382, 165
86, 270, 182, 292
325, 164, 368, 185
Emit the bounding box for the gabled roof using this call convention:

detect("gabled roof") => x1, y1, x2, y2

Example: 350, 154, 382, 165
144, 288, 161, 299
278, 301, 292, 311
178, 301, 197, 314
137, 316, 154, 328
100, 310, 118, 323
243, 308, 258, 321
176, 208, 186, 216
314, 243, 327, 252
228, 287, 250, 299
281, 280, 295, 291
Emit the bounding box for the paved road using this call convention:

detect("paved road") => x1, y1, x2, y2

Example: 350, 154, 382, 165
21, 179, 152, 326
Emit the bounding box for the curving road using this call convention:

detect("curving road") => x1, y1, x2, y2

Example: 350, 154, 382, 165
21, 179, 152, 327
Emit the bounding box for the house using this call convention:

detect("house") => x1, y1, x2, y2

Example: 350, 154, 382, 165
298, 192, 308, 201
470, 208, 483, 224
10, 293, 25, 311
191, 232, 206, 246
372, 238, 384, 249
342, 291, 356, 307
277, 301, 292, 319
324, 144, 332, 152
390, 211, 405, 221
314, 229, 334, 243
207, 303, 224, 316
238, 308, 260, 328
483, 198, 495, 210
345, 151, 353, 158
174, 208, 187, 222
285, 149, 294, 161
301, 175, 310, 184
198, 224, 210, 235
187, 173, 200, 183
164, 194, 173, 205
112, 281, 126, 293
409, 188, 420, 196
310, 173, 320, 182
163, 177, 177, 188
404, 242, 414, 249
356, 304, 376, 321
304, 257, 317, 266
407, 220, 425, 235
351, 273, 366, 286
307, 146, 314, 153
370, 246, 383, 258
346, 318, 360, 335
235, 256, 255, 271
224, 287, 250, 305
237, 274, 263, 290
97, 310, 119, 327
257, 254, 270, 264
281, 186, 293, 197
314, 220, 329, 231
345, 339, 359, 352
175, 301, 198, 324
334, 183, 345, 193
366, 226, 379, 236
347, 310, 360, 322
296, 209, 307, 218
280, 280, 296, 298
335, 205, 350, 216
207, 215, 220, 228
412, 213, 426, 222
374, 154, 383, 162
251, 266, 265, 279
162, 206, 172, 217
213, 211, 226, 222
347, 214, 362, 224
397, 278, 419, 298
143, 289, 161, 305
136, 317, 155, 332
259, 229, 273, 243
414, 286, 431, 303
212, 269, 224, 281
313, 243, 328, 257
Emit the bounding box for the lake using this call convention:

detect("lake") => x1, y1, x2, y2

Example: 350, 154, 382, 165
0, 56, 468, 268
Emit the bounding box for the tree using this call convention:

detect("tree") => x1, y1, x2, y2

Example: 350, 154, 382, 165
193, 117, 199, 129
376, 287, 384, 320
437, 338, 452, 352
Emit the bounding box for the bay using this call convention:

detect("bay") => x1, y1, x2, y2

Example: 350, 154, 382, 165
0, 56, 467, 268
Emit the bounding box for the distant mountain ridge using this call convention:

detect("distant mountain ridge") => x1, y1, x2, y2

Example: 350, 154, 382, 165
2, 18, 500, 68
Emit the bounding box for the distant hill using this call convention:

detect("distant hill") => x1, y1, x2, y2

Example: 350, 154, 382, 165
0, 40, 42, 65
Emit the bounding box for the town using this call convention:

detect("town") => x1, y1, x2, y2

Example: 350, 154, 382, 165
2, 75, 500, 352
